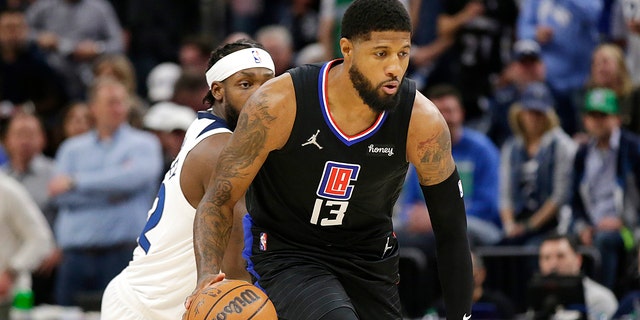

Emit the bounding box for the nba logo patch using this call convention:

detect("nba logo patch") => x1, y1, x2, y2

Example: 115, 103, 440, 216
252, 50, 262, 64
259, 232, 268, 251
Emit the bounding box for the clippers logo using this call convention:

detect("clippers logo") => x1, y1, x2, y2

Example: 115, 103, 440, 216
259, 232, 267, 251
316, 161, 360, 200
252, 50, 262, 63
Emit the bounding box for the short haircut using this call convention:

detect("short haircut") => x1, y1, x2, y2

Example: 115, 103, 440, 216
542, 233, 580, 254
202, 39, 267, 106
1, 111, 44, 142
424, 84, 463, 104
341, 0, 411, 42
87, 76, 128, 104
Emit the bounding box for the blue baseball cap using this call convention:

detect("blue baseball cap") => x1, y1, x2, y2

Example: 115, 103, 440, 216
519, 82, 554, 112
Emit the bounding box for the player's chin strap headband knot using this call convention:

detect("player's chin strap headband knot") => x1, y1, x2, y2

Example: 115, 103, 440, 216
205, 48, 275, 87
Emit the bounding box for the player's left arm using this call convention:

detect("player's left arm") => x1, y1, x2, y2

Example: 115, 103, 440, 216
406, 91, 473, 320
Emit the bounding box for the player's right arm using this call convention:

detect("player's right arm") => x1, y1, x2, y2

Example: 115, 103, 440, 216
189, 74, 296, 299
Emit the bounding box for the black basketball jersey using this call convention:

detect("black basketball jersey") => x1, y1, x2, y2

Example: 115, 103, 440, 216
246, 60, 416, 257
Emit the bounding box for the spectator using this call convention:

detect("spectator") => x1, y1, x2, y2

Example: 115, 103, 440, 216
48, 77, 162, 306
584, 43, 640, 135
0, 9, 69, 155
488, 39, 547, 147
92, 53, 148, 128
530, 233, 618, 319
255, 25, 295, 75
499, 82, 577, 246
178, 35, 214, 75
60, 102, 91, 138
517, 0, 603, 136
1, 112, 55, 220
51, 101, 92, 153
611, 0, 640, 85
433, 0, 519, 129
0, 112, 60, 306
571, 88, 640, 292
25, 0, 124, 100
426, 84, 502, 246
0, 171, 54, 318
170, 69, 209, 112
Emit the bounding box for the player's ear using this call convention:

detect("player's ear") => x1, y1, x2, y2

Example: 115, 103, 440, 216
340, 37, 353, 58
211, 82, 224, 101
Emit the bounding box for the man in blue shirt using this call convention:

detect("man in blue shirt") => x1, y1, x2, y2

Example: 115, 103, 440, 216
398, 84, 502, 247
48, 77, 162, 306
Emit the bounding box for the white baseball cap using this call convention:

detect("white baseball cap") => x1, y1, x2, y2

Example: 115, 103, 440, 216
143, 101, 196, 132
147, 62, 182, 102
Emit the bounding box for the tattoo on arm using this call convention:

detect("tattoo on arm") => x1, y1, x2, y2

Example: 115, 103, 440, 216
218, 94, 276, 178
416, 128, 453, 185
194, 191, 232, 277
194, 93, 278, 278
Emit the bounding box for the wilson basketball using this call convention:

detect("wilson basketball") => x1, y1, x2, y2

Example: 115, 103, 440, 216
185, 279, 277, 320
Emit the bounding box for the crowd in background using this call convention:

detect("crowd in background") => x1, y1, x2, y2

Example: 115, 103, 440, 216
1, 0, 640, 319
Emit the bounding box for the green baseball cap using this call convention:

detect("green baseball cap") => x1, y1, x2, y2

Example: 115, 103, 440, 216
584, 88, 619, 115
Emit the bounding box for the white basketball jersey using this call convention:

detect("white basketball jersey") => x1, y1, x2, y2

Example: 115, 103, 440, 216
117, 111, 231, 319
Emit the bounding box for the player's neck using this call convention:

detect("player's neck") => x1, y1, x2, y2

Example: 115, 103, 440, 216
210, 104, 226, 121
327, 64, 378, 113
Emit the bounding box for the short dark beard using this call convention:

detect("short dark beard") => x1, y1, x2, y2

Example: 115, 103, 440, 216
224, 102, 240, 131
349, 64, 401, 113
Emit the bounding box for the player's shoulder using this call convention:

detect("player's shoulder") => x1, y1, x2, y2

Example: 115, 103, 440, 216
410, 90, 446, 129
248, 72, 296, 112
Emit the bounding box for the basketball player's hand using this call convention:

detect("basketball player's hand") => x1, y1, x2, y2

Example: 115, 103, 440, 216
183, 273, 226, 316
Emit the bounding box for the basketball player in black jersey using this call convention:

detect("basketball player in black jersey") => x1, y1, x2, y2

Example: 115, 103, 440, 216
188, 1, 473, 319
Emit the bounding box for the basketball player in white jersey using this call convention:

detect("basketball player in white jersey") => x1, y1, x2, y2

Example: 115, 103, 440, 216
100, 39, 275, 320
